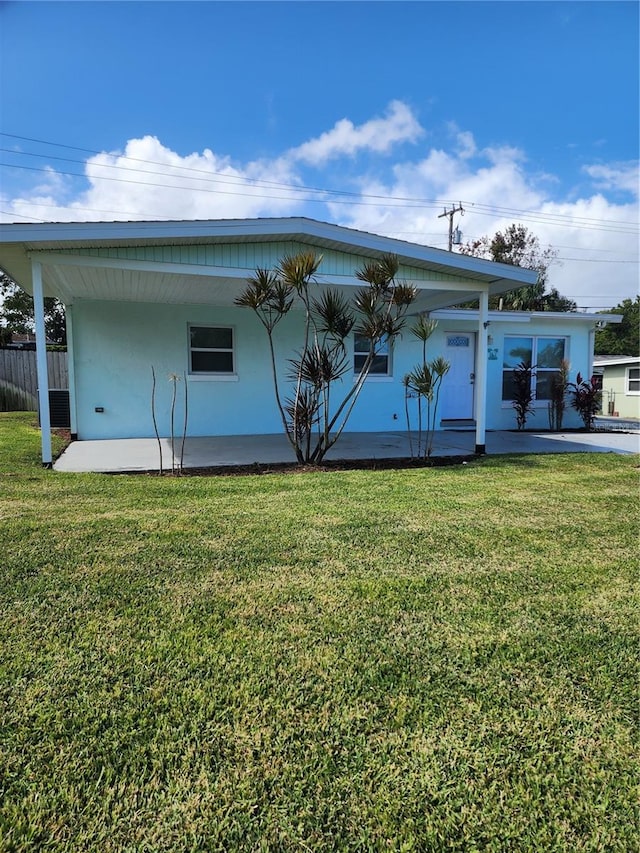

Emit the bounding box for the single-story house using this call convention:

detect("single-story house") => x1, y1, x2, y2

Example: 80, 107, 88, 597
593, 356, 640, 419
0, 217, 622, 465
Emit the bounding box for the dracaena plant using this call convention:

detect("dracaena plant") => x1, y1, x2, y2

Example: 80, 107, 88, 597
548, 359, 570, 431
235, 251, 416, 464
512, 361, 535, 430
569, 372, 602, 431
403, 316, 450, 458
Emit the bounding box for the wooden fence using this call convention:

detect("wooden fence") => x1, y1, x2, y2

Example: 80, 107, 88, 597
0, 349, 68, 408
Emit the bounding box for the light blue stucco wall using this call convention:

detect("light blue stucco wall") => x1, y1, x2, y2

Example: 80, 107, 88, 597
71, 299, 596, 439
72, 298, 433, 438
486, 317, 593, 431
73, 300, 287, 439
424, 316, 593, 431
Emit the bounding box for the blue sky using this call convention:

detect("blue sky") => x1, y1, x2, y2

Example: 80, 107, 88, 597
0, 1, 638, 308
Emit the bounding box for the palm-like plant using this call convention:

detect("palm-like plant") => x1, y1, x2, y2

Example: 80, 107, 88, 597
548, 359, 570, 431
403, 318, 450, 458
236, 252, 416, 464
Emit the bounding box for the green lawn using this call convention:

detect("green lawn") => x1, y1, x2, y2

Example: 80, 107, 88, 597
1, 412, 638, 852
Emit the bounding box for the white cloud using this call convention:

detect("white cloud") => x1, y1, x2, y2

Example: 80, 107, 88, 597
32, 165, 69, 197
455, 130, 477, 160
288, 100, 424, 165
583, 161, 639, 198
1, 104, 637, 309
73, 135, 303, 221
327, 144, 638, 310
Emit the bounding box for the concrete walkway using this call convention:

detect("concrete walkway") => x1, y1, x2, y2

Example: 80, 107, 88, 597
54, 427, 640, 473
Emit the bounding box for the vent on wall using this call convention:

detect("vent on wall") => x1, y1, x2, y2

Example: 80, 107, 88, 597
38, 389, 71, 429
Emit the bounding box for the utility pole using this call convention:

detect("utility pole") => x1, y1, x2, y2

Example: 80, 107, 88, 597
438, 203, 464, 251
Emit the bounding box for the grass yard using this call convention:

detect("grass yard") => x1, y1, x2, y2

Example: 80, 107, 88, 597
0, 412, 638, 852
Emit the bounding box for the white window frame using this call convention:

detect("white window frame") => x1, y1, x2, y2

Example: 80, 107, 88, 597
502, 335, 568, 407
353, 332, 392, 380
626, 366, 640, 395
188, 324, 237, 381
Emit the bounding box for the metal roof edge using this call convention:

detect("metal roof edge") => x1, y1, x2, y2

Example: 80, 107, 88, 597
0, 216, 538, 285
430, 309, 624, 323
593, 355, 640, 365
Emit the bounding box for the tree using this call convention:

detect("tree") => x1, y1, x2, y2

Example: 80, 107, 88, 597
235, 251, 416, 464
0, 270, 66, 345
595, 296, 639, 356
458, 224, 576, 312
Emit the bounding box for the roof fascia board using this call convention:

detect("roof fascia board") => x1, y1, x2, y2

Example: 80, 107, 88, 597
430, 309, 532, 324
4, 216, 538, 286
431, 309, 623, 324
289, 220, 538, 285
593, 356, 639, 365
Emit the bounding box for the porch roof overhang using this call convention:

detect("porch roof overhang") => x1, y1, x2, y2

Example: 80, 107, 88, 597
0, 216, 538, 313
431, 308, 624, 326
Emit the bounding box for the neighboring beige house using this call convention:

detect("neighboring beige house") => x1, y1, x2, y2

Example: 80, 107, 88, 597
593, 356, 640, 419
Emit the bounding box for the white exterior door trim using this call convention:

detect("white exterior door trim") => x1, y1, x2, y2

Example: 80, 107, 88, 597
441, 331, 476, 421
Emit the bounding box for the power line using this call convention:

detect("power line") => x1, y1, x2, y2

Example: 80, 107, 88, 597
3, 157, 637, 237
0, 134, 450, 207
0, 145, 350, 201
1, 131, 638, 234
2, 199, 174, 221
1, 160, 447, 210
555, 256, 638, 263
0, 209, 48, 222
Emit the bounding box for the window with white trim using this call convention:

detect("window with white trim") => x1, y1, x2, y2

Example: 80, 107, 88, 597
626, 367, 640, 395
189, 326, 234, 374
354, 333, 390, 376
502, 336, 567, 402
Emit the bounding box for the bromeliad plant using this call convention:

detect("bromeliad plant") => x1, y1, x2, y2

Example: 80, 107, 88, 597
403, 316, 450, 458
569, 372, 602, 431
235, 251, 416, 464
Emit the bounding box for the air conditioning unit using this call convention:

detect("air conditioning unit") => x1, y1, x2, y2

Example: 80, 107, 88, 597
38, 389, 70, 428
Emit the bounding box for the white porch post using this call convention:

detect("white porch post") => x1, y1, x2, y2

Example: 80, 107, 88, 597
474, 289, 489, 454
588, 327, 596, 379
32, 260, 52, 466
65, 304, 78, 438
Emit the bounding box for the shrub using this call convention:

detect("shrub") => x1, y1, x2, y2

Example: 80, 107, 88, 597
548, 359, 570, 431
512, 361, 535, 430
569, 372, 602, 431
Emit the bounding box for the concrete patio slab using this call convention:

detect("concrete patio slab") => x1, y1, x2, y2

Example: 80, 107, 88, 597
53, 428, 640, 474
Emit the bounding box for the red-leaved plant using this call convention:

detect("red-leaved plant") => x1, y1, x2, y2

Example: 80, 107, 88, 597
569, 373, 601, 431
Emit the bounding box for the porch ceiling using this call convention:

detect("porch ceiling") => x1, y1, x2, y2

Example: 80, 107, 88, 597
47, 263, 244, 307
43, 259, 484, 313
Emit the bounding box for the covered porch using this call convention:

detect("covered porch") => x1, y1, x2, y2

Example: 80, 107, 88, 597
53, 427, 640, 473
0, 217, 542, 465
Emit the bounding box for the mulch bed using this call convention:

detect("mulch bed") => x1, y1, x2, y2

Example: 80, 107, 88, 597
152, 454, 479, 478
